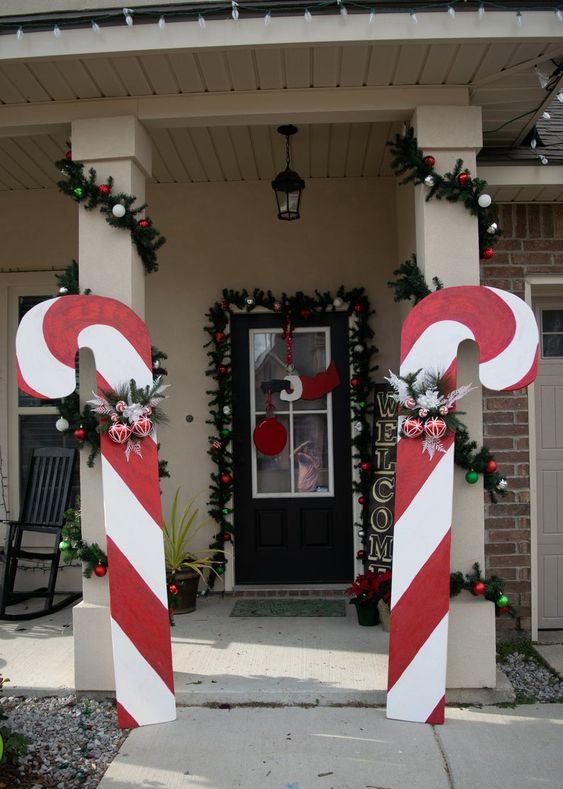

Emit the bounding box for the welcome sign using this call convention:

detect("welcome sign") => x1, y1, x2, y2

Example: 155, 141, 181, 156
367, 384, 397, 572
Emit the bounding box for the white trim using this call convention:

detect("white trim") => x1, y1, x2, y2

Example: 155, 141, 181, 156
526, 277, 563, 639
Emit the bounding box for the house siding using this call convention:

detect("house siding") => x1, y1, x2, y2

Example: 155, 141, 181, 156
481, 203, 563, 636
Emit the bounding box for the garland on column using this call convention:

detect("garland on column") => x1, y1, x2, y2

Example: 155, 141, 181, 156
388, 127, 502, 260
59, 501, 108, 578
388, 258, 508, 501
204, 287, 378, 585
450, 562, 516, 617
56, 151, 166, 274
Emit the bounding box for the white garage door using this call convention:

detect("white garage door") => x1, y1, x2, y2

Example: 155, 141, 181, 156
535, 299, 563, 629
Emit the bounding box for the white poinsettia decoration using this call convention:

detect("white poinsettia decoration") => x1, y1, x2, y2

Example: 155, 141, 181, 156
385, 369, 474, 459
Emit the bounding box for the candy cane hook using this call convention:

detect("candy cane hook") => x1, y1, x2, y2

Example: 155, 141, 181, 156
387, 286, 538, 725
16, 295, 175, 728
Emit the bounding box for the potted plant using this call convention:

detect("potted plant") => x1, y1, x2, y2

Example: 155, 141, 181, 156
345, 569, 392, 627
163, 488, 221, 614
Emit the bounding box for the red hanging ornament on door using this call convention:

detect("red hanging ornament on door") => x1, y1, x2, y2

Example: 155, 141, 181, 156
253, 390, 288, 456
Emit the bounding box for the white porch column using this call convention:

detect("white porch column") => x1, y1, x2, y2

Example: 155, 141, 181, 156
412, 106, 496, 689
71, 116, 152, 691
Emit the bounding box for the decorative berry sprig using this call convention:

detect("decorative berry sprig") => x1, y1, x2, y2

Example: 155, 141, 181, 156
60, 500, 108, 579
450, 562, 515, 617
388, 127, 502, 259
56, 151, 166, 274
204, 287, 378, 585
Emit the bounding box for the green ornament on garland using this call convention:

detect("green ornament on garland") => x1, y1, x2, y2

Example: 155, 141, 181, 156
465, 470, 479, 484
216, 564, 226, 575
221, 428, 231, 439
73, 186, 84, 198
222, 507, 231, 515
358, 400, 367, 409
59, 540, 71, 552
496, 594, 509, 608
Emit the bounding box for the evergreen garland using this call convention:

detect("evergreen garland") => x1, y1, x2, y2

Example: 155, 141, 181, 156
56, 152, 165, 274
388, 127, 502, 259
204, 287, 378, 586
450, 562, 516, 617
60, 501, 108, 578
388, 254, 443, 304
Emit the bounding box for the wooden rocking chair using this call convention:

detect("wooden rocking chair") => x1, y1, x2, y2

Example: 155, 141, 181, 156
0, 446, 81, 620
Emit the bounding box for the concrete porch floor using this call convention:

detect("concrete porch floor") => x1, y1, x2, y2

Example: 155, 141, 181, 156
0, 593, 515, 705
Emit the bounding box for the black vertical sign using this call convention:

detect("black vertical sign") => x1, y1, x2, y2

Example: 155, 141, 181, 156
367, 384, 397, 572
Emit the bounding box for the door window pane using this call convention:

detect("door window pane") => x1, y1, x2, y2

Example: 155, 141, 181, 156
541, 310, 563, 358
293, 414, 329, 493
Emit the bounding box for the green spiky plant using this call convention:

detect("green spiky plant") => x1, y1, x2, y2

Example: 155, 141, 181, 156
163, 489, 223, 581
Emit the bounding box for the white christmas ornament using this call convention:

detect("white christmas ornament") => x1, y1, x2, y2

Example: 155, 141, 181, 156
353, 421, 363, 432
333, 297, 344, 308
223, 405, 232, 415
55, 417, 69, 432
112, 204, 126, 218
424, 175, 435, 187
59, 287, 68, 294
477, 194, 492, 208
354, 344, 364, 353
487, 223, 498, 234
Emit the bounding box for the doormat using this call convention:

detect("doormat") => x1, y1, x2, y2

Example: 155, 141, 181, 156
230, 599, 346, 617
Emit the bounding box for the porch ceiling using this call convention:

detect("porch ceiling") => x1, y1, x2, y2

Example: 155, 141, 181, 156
0, 32, 561, 199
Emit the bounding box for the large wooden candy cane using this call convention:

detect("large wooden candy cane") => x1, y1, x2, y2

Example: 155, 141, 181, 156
16, 295, 175, 728
387, 285, 539, 725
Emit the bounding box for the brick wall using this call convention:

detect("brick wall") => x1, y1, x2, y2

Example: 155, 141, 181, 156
481, 203, 563, 636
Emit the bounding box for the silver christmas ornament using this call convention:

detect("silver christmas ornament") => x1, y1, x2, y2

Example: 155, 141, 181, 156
245, 296, 255, 307
424, 175, 435, 187
487, 222, 498, 234
223, 405, 232, 415
354, 344, 364, 353
357, 530, 365, 539
55, 417, 69, 432
58, 286, 68, 294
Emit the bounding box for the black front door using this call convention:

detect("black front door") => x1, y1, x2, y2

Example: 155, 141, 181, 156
231, 312, 353, 584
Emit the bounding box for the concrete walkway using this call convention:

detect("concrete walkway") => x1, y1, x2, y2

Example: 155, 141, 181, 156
98, 704, 563, 789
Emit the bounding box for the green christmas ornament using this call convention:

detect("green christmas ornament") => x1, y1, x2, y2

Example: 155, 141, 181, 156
465, 470, 479, 484
358, 400, 367, 409
222, 507, 231, 515
216, 564, 226, 575
221, 428, 231, 439
73, 186, 84, 198
59, 539, 71, 552
496, 594, 509, 608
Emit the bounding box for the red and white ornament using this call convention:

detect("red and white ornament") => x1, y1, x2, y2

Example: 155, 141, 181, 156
402, 416, 424, 438
108, 422, 132, 444
423, 417, 447, 439
131, 417, 153, 437
438, 405, 449, 416
404, 396, 416, 409
418, 408, 429, 418
115, 400, 127, 413
143, 406, 152, 416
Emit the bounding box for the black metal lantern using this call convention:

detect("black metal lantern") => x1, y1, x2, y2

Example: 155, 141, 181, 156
271, 124, 305, 221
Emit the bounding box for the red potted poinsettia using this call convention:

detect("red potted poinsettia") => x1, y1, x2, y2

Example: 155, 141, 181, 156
345, 569, 392, 626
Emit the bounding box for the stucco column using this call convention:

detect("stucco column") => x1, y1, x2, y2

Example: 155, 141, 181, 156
71, 116, 152, 691
412, 106, 496, 689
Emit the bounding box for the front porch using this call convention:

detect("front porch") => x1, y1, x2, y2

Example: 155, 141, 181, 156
0, 594, 513, 707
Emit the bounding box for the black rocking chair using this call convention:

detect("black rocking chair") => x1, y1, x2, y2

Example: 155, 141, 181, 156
0, 446, 81, 620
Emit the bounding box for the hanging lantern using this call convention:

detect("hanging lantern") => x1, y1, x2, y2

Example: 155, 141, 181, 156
271, 125, 305, 221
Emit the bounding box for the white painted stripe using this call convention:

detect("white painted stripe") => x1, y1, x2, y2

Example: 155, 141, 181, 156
16, 298, 77, 398
386, 614, 449, 723
390, 445, 454, 607
111, 620, 176, 726
400, 321, 473, 377
101, 459, 168, 608
78, 325, 152, 389
480, 287, 539, 390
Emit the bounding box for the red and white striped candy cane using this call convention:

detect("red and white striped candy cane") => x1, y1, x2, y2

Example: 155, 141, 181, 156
16, 295, 175, 729
387, 285, 538, 725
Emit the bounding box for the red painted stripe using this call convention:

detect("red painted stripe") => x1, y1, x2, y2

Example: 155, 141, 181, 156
426, 696, 445, 725
503, 345, 539, 391
101, 433, 163, 527
401, 286, 516, 366
387, 531, 451, 691
107, 537, 174, 694
43, 295, 151, 368
394, 434, 453, 523
116, 701, 139, 729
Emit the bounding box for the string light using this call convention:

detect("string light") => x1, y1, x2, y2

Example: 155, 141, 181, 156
304, 8, 312, 22
53, 24, 61, 38
539, 154, 549, 165
478, 3, 485, 17
557, 91, 563, 103
542, 111, 551, 120
448, 5, 456, 18
91, 20, 100, 33
556, 8, 563, 21
232, 1, 239, 20
338, 0, 348, 17
123, 8, 134, 27
530, 136, 537, 149
198, 14, 206, 28
158, 15, 166, 30
16, 26, 23, 40
369, 9, 376, 24
410, 10, 418, 24
516, 10, 523, 25
264, 10, 272, 25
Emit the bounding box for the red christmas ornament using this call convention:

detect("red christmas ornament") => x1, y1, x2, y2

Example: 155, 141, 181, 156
300, 308, 313, 319
253, 416, 287, 456
215, 331, 226, 343
218, 365, 228, 375
65, 150, 72, 161
424, 417, 447, 439
356, 549, 366, 559
473, 581, 486, 595
359, 461, 372, 472
220, 473, 232, 485
222, 532, 232, 541
94, 563, 107, 578
221, 299, 230, 311
457, 172, 471, 186
499, 606, 509, 614
353, 303, 364, 314
358, 496, 366, 505
137, 218, 151, 229
402, 416, 424, 439
98, 183, 111, 196
423, 155, 436, 168
131, 416, 153, 437
108, 422, 132, 444
73, 427, 86, 441
168, 583, 178, 596
482, 247, 494, 260
486, 459, 497, 474
350, 377, 361, 388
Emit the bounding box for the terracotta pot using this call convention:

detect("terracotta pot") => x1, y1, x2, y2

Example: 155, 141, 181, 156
169, 568, 200, 614
353, 599, 379, 626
